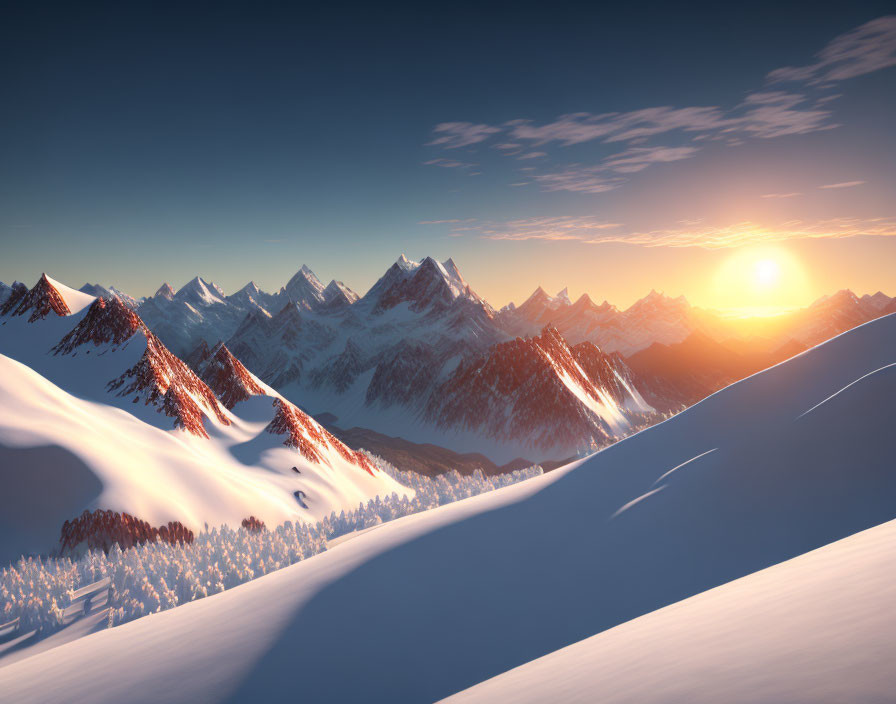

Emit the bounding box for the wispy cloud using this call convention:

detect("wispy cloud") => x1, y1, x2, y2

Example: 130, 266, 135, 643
819, 180, 866, 189
532, 168, 624, 194
768, 16, 896, 84
506, 107, 728, 146
475, 216, 624, 241
736, 91, 833, 138
602, 146, 700, 173
424, 96, 834, 191
582, 217, 896, 248
423, 158, 476, 169
423, 17, 895, 195
423, 214, 896, 248
418, 219, 465, 225
524, 146, 699, 193
452, 216, 896, 248
427, 122, 501, 148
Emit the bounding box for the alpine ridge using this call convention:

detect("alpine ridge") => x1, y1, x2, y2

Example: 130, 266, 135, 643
6, 263, 891, 466
0, 274, 412, 562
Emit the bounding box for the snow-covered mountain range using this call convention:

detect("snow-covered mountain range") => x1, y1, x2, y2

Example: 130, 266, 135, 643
2, 309, 892, 702
8, 259, 890, 465
0, 275, 408, 563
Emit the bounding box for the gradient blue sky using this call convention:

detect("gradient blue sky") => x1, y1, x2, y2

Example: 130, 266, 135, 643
2, 2, 894, 310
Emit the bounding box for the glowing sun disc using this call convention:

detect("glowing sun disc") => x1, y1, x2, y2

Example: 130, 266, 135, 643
712, 246, 810, 314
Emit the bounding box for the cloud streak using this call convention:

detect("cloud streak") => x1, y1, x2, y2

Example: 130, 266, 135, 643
584, 217, 896, 248
423, 18, 896, 193
474, 216, 624, 241
424, 158, 477, 169
768, 16, 896, 84
532, 168, 624, 194
427, 122, 501, 148
445, 216, 896, 249
819, 180, 866, 189
525, 145, 700, 193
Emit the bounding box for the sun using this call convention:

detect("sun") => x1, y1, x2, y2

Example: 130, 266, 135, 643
754, 259, 780, 288
712, 246, 810, 316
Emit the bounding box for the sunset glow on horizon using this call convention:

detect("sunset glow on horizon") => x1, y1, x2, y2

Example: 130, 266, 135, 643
1, 7, 893, 317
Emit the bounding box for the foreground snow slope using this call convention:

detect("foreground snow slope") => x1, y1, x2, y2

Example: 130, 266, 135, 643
446, 517, 896, 704
0, 355, 408, 563
1, 314, 894, 702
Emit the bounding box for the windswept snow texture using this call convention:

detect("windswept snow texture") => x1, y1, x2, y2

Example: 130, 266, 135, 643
0, 314, 893, 703
446, 519, 896, 704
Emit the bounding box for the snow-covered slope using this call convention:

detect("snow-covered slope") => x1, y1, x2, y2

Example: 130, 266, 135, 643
2, 313, 892, 702
0, 277, 410, 562
0, 354, 404, 564
446, 518, 896, 704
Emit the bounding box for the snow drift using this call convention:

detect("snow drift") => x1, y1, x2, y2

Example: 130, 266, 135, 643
446, 518, 896, 704
0, 313, 893, 701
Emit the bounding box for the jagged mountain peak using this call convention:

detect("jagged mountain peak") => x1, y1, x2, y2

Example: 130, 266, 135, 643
524, 286, 550, 303
368, 254, 484, 313
860, 291, 893, 312
809, 289, 861, 310
266, 398, 377, 475
288, 264, 322, 282
105, 330, 232, 438
174, 276, 226, 306
26, 292, 233, 438
513, 286, 569, 322
2, 273, 74, 321
415, 257, 467, 296
79, 283, 140, 309
197, 341, 268, 409
627, 289, 690, 313
395, 253, 420, 272
238, 281, 262, 295
533, 324, 569, 349
79, 283, 111, 298
154, 282, 176, 300
284, 265, 326, 304
428, 323, 655, 454
53, 296, 142, 354
323, 279, 360, 306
